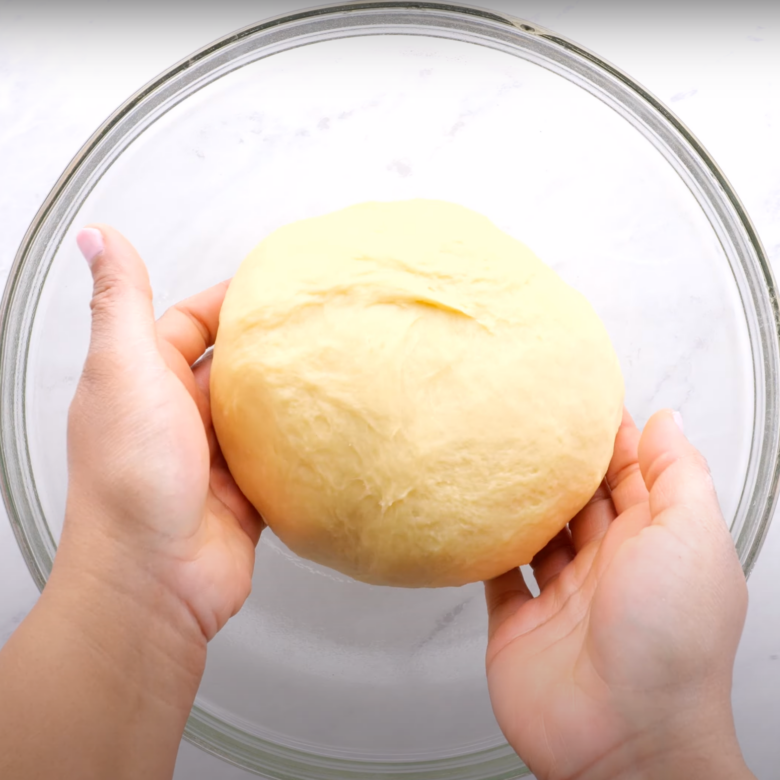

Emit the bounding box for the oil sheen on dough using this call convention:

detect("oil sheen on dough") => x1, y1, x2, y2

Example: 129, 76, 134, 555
211, 200, 624, 588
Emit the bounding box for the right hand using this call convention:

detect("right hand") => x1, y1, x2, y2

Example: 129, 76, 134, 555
62, 225, 264, 645
484, 410, 755, 780
0, 226, 265, 780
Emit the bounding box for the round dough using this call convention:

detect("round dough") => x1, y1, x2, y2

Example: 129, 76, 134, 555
211, 200, 623, 588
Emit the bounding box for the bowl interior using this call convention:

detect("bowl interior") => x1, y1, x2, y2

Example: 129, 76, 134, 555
6, 10, 772, 780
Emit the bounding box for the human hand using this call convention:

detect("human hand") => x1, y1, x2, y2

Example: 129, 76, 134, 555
485, 410, 755, 780
59, 225, 263, 643
0, 225, 264, 780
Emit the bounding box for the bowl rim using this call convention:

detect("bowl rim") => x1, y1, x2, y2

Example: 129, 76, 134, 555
2, 2, 779, 778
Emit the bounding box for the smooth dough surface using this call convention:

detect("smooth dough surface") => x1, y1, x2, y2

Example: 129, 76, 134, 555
211, 200, 624, 587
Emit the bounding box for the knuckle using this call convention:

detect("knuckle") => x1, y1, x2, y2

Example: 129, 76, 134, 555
78, 353, 120, 393
89, 273, 124, 316
487, 588, 520, 615
606, 460, 641, 492
692, 449, 714, 480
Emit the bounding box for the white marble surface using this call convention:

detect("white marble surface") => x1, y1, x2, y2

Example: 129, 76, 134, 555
1, 2, 779, 779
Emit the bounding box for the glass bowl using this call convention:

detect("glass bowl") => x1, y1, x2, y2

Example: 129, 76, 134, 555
2, 2, 779, 778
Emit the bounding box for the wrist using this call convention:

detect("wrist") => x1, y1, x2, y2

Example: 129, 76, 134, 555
577, 708, 754, 780
47, 520, 207, 714
614, 735, 751, 780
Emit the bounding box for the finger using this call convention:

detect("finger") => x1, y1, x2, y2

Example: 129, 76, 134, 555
209, 450, 265, 547
638, 410, 725, 532
156, 280, 229, 367
190, 352, 264, 546
192, 350, 213, 401
154, 284, 227, 422
530, 528, 575, 591
605, 408, 649, 515
484, 568, 534, 641
157, 338, 208, 422
77, 225, 157, 367
569, 480, 616, 552
192, 357, 220, 459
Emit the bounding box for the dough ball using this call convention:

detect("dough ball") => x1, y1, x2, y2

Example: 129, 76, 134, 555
211, 200, 623, 588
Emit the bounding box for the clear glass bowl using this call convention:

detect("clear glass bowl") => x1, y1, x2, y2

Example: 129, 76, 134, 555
2, 3, 779, 779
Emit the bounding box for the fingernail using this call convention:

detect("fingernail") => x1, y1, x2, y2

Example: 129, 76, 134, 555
672, 410, 685, 433
76, 228, 104, 268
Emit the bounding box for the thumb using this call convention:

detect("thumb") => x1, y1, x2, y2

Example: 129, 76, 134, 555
638, 410, 726, 536
76, 225, 157, 362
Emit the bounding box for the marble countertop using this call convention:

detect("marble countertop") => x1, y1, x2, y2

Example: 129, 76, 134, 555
1, 2, 779, 778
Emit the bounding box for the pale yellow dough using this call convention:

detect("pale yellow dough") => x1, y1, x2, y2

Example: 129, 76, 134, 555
211, 200, 624, 588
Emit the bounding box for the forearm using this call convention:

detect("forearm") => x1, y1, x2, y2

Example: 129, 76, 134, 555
0, 533, 206, 780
